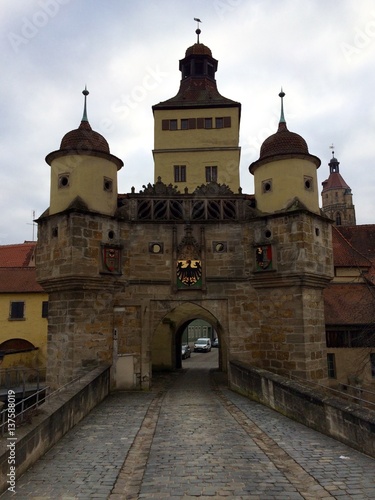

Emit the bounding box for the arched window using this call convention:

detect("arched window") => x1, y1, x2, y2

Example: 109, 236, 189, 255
335, 212, 342, 225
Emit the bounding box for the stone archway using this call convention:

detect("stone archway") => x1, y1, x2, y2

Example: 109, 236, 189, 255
151, 301, 227, 373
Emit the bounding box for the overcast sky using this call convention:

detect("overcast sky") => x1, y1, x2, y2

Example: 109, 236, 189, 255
1, 0, 375, 244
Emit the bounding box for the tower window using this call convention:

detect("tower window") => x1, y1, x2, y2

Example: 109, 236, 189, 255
205, 166, 217, 182
304, 176, 313, 191
58, 174, 70, 188
262, 179, 272, 193
204, 118, 212, 129
174, 165, 186, 182
103, 177, 113, 192
327, 353, 336, 378
195, 61, 204, 74
216, 117, 223, 128
336, 212, 342, 225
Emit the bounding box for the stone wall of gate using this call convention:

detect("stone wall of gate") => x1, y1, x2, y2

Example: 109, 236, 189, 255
37, 199, 333, 390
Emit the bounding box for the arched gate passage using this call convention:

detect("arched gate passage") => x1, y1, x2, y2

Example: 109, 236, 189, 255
151, 301, 227, 373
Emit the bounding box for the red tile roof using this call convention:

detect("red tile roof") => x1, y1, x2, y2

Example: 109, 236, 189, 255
334, 225, 375, 259
324, 283, 375, 325
332, 226, 372, 267
0, 242, 36, 267
60, 120, 110, 154
0, 267, 44, 293
322, 172, 350, 190
259, 121, 308, 159
153, 77, 240, 108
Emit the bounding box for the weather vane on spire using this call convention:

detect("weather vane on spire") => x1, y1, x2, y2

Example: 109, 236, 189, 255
330, 143, 335, 156
82, 85, 89, 122
279, 87, 286, 124
194, 17, 202, 43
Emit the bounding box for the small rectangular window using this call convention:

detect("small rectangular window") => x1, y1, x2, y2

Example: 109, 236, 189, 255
223, 116, 231, 128
10, 301, 25, 320
197, 118, 204, 129
327, 353, 336, 378
205, 166, 217, 182
169, 119, 177, 130
216, 117, 224, 129
42, 301, 49, 318
204, 118, 212, 129
174, 165, 186, 183
188, 118, 196, 129
181, 119, 189, 130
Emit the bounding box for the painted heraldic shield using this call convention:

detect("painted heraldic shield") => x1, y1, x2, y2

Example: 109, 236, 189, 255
176, 259, 202, 287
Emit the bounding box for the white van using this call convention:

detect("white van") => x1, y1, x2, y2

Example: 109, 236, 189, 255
194, 338, 211, 352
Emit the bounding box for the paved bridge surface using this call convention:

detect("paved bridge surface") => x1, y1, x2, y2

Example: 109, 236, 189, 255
2, 351, 374, 499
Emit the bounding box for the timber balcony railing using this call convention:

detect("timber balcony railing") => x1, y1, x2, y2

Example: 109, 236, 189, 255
117, 179, 257, 223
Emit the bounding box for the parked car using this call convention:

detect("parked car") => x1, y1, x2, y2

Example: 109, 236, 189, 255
212, 338, 219, 348
181, 344, 191, 359
194, 338, 211, 352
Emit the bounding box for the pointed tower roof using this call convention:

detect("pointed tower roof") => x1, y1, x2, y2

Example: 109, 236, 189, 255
46, 88, 123, 169
152, 26, 240, 111
249, 90, 320, 173
321, 152, 350, 191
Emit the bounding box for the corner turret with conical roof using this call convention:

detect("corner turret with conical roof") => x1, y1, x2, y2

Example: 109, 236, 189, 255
249, 90, 321, 214
152, 24, 241, 192
46, 88, 123, 217
321, 151, 356, 225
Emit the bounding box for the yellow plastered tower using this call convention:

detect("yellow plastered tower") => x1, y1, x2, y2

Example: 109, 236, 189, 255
152, 28, 241, 193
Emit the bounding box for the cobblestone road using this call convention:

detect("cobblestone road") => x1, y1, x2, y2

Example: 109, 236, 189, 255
2, 350, 375, 499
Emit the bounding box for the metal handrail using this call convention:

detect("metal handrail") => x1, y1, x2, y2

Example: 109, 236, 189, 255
0, 366, 103, 437
0, 386, 48, 436
290, 374, 375, 409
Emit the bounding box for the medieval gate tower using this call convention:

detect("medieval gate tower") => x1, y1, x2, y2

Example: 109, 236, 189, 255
36, 31, 333, 391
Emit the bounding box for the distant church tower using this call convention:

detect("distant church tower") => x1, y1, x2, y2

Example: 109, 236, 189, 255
152, 25, 241, 192
321, 152, 356, 226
